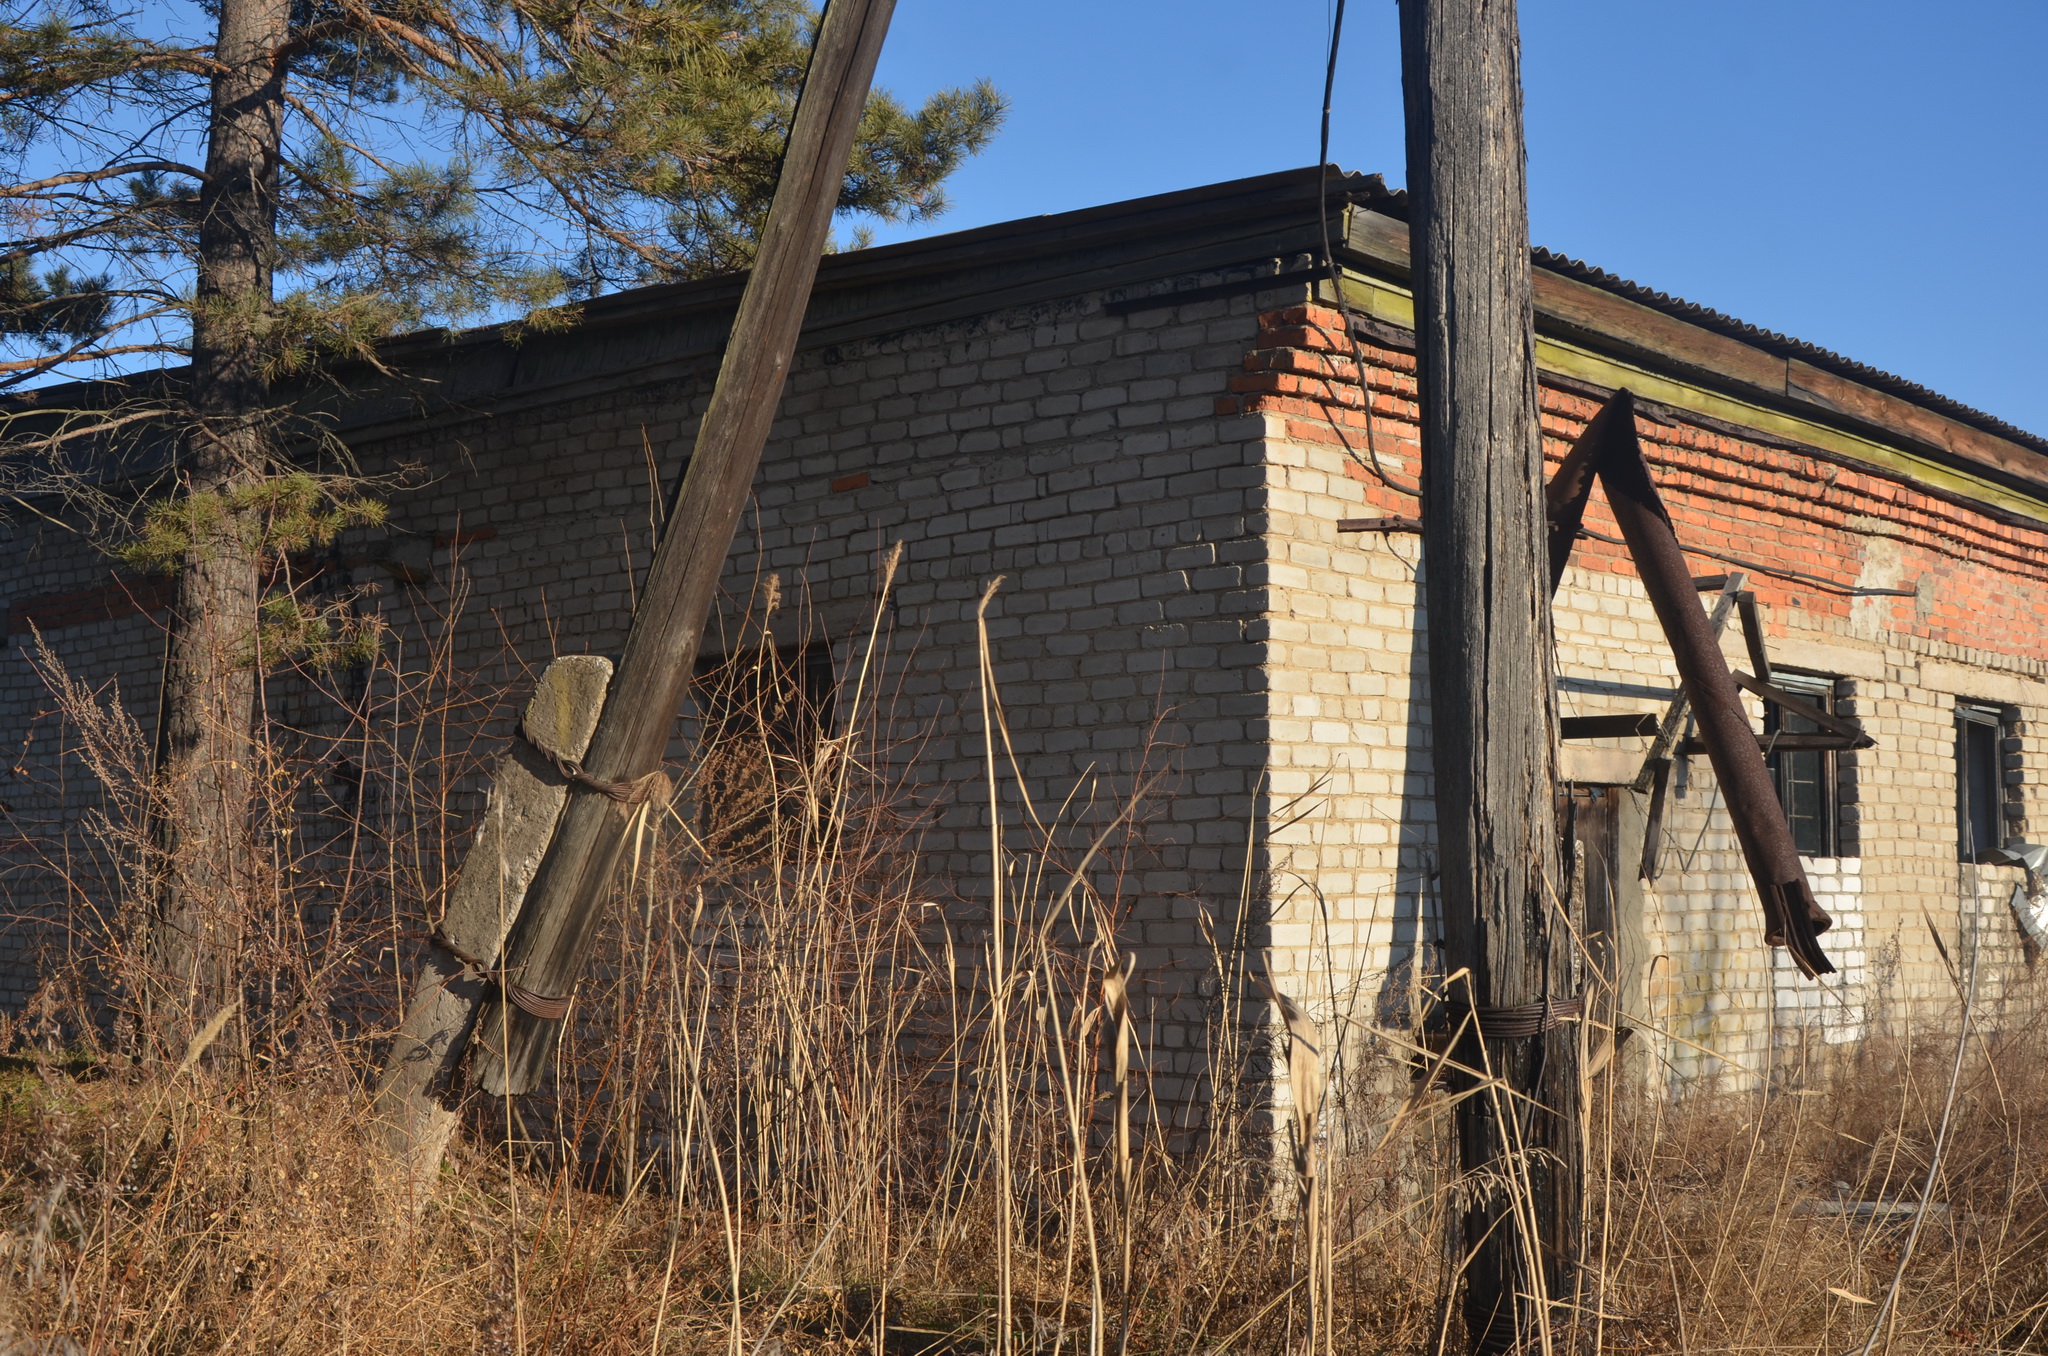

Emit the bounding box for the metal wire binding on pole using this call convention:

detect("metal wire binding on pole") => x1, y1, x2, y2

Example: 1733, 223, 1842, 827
425, 928, 572, 1020
518, 723, 673, 805
1316, 0, 1422, 499
1447, 995, 1585, 1039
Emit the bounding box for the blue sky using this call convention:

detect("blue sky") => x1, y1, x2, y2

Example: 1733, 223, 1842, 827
867, 1, 2048, 437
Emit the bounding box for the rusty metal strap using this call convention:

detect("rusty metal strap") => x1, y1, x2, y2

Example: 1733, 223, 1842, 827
430, 930, 574, 1022
430, 927, 492, 975
1449, 996, 1584, 1039
519, 724, 672, 806
506, 983, 573, 1022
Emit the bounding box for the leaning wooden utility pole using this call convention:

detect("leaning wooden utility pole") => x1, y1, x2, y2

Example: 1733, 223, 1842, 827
1396, 1, 1583, 1352
464, 0, 898, 1098
371, 0, 897, 1167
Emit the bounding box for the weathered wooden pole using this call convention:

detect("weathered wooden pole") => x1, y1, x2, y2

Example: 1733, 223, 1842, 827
1396, 0, 1582, 1351
466, 0, 897, 1096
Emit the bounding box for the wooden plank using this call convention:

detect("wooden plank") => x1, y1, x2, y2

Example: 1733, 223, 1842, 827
1531, 267, 1794, 396
1737, 592, 1772, 683
1680, 733, 1869, 754
1787, 357, 2048, 491
1730, 669, 1873, 745
1341, 204, 2048, 500
1560, 714, 1661, 740
1536, 336, 2048, 526
328, 213, 1339, 445
1342, 207, 1793, 397
1633, 574, 1746, 789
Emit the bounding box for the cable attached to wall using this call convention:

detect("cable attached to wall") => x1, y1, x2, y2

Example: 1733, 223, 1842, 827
1571, 525, 1919, 599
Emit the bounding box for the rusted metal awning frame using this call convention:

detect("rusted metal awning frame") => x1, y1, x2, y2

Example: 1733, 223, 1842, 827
1548, 391, 1838, 978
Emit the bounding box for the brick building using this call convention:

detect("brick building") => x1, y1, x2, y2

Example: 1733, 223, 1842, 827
4, 167, 2044, 1087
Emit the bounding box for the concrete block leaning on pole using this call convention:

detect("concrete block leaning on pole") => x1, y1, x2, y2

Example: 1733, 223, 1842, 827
371, 655, 613, 1200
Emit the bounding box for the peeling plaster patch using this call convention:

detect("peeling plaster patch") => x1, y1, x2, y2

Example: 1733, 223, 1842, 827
1846, 520, 1906, 638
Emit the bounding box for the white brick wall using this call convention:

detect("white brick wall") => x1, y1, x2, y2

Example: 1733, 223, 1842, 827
1, 277, 2041, 1105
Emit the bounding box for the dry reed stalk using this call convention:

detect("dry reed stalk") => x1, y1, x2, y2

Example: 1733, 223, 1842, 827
974, 574, 1016, 1356
1094, 947, 1140, 1356
1259, 978, 1330, 1356
1043, 980, 1105, 1356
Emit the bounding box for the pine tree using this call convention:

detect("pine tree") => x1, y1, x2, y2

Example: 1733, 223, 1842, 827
0, 0, 1003, 1046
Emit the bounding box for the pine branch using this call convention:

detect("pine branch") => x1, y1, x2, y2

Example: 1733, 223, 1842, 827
0, 161, 208, 199
0, 337, 182, 385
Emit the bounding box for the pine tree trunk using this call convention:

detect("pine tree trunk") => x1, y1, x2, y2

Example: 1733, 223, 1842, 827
150, 0, 288, 1047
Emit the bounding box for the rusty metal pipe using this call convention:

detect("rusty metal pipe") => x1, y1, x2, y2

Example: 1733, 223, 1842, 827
1550, 391, 1834, 977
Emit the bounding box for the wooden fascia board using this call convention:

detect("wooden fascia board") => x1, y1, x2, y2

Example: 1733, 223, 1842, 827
1341, 207, 2048, 511
369, 172, 1339, 367
1782, 359, 2048, 488
1540, 341, 2048, 526
29, 174, 1352, 453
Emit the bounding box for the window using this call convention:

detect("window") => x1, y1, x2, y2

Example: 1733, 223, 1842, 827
1956, 703, 2008, 862
692, 641, 836, 853
1766, 671, 1839, 858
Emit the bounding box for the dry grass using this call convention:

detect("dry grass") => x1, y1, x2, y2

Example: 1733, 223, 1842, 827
1585, 1008, 2048, 1356
0, 559, 2044, 1353
6, 982, 2045, 1354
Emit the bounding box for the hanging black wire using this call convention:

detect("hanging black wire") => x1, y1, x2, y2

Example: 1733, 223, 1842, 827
1315, 0, 1421, 498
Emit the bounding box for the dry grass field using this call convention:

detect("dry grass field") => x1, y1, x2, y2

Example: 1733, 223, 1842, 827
0, 578, 2041, 1354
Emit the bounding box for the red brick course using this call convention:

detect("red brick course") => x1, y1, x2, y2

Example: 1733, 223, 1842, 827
1239, 305, 2048, 664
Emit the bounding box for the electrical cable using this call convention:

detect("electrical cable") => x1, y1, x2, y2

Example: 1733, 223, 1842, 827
1316, 0, 1422, 499
1570, 525, 1919, 599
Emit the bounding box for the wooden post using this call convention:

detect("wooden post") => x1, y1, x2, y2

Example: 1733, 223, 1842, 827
370, 655, 612, 1199
466, 0, 897, 1096
1396, 1, 1582, 1351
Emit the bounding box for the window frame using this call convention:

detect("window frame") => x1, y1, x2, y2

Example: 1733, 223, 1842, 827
1956, 701, 2008, 863
690, 640, 838, 852
1764, 669, 1840, 859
